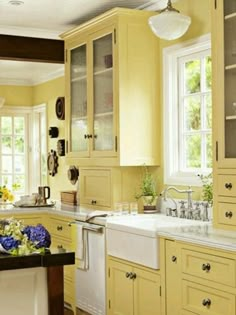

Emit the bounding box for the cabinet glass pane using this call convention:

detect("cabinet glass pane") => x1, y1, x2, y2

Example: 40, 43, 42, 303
70, 44, 88, 152
224, 1, 236, 158
93, 34, 114, 151
224, 0, 236, 16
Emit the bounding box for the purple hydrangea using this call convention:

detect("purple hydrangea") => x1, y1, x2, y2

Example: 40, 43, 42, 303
23, 224, 51, 249
0, 236, 20, 251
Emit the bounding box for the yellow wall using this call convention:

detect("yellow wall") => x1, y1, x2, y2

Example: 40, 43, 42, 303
33, 76, 76, 200
0, 85, 33, 106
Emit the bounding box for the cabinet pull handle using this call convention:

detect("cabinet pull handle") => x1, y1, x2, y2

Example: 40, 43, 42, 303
57, 225, 63, 231
130, 272, 137, 280
202, 298, 211, 307
225, 183, 232, 190
171, 256, 177, 262
202, 263, 211, 272
57, 245, 63, 249
225, 211, 233, 218
126, 272, 131, 278
91, 200, 97, 205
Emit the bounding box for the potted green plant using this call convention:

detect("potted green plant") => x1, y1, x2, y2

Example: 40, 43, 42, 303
135, 166, 157, 212
198, 173, 213, 206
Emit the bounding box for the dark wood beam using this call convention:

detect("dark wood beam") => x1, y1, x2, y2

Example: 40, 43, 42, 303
0, 34, 64, 63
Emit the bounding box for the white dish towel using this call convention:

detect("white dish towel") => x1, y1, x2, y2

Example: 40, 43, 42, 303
75, 224, 89, 270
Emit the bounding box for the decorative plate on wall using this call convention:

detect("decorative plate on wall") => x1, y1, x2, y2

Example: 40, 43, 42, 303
55, 96, 65, 120
47, 150, 59, 176
67, 166, 79, 185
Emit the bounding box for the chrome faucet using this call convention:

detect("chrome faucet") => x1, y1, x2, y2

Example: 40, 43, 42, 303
163, 186, 194, 219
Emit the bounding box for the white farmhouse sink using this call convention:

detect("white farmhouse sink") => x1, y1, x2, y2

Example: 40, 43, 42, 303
106, 214, 208, 269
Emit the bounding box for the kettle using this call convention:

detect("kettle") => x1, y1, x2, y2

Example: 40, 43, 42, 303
38, 186, 50, 204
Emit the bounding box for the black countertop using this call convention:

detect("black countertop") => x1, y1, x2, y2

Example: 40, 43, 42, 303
0, 248, 75, 271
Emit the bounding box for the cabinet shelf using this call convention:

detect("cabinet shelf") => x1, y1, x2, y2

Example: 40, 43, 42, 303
225, 64, 236, 71
225, 12, 236, 20
94, 67, 113, 76
94, 111, 113, 118
225, 115, 236, 120
71, 75, 87, 83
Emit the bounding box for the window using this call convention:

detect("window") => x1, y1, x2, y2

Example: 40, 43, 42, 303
0, 105, 47, 197
163, 34, 211, 186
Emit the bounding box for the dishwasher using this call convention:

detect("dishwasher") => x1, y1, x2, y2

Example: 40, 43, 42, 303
71, 219, 106, 315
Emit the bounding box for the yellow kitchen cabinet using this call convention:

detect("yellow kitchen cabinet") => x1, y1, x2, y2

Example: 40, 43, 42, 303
61, 7, 160, 167
160, 238, 236, 315
164, 239, 181, 315
48, 214, 75, 313
0, 212, 45, 226
212, 0, 236, 229
79, 166, 143, 210
107, 256, 161, 315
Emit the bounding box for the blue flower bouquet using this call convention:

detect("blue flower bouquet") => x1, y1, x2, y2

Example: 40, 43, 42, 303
0, 218, 51, 255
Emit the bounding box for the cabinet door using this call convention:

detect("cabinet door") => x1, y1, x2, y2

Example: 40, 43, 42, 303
90, 27, 117, 157
108, 259, 133, 315
67, 38, 90, 158
165, 240, 181, 315
80, 168, 111, 208
213, 0, 236, 167
133, 267, 161, 315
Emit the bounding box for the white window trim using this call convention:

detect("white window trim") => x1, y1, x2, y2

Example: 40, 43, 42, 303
163, 33, 211, 187
0, 104, 47, 195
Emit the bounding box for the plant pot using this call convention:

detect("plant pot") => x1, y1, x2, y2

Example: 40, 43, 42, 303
142, 196, 158, 213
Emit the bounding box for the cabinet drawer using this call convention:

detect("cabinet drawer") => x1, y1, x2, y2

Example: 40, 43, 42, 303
80, 168, 111, 208
182, 280, 235, 315
64, 277, 75, 309
49, 217, 72, 240
182, 248, 236, 287
218, 202, 236, 226
218, 175, 236, 197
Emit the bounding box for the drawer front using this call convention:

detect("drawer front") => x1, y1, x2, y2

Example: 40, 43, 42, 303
51, 238, 73, 280
80, 169, 111, 208
218, 202, 236, 226
49, 217, 72, 240
182, 280, 235, 315
218, 175, 236, 197
182, 249, 236, 287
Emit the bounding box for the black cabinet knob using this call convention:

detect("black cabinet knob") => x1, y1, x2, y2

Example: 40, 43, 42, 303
225, 183, 232, 190
171, 256, 177, 262
225, 211, 233, 218
202, 263, 211, 271
202, 298, 211, 307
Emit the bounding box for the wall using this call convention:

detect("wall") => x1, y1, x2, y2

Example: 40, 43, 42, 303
0, 85, 33, 106
33, 76, 76, 200
153, 0, 211, 200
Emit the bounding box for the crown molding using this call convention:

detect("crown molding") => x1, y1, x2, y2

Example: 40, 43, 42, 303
0, 66, 64, 86
0, 25, 69, 39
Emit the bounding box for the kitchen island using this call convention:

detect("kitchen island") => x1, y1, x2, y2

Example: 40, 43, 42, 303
0, 248, 75, 315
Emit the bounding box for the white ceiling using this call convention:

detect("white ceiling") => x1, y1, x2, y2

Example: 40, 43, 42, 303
0, 0, 174, 85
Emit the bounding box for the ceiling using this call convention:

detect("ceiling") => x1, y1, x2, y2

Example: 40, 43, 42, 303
0, 0, 174, 85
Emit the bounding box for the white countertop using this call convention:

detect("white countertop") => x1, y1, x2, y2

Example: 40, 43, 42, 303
3, 204, 236, 252
106, 213, 236, 252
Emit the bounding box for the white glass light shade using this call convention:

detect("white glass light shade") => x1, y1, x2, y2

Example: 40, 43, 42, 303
148, 11, 191, 40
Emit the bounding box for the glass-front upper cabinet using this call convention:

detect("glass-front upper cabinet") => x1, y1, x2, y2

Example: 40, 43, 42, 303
70, 43, 88, 156
92, 33, 114, 154
67, 29, 115, 158
215, 0, 236, 166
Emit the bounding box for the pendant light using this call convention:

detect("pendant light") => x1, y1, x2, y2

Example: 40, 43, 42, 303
148, 0, 191, 41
